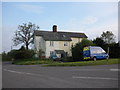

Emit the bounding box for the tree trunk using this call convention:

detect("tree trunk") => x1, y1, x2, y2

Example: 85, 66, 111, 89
26, 43, 29, 50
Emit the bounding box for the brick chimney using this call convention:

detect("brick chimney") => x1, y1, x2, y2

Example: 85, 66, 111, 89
53, 25, 57, 32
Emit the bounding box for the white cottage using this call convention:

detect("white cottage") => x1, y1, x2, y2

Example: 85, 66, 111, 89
34, 25, 87, 58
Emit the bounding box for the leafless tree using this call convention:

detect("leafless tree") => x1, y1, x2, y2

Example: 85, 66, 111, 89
13, 22, 39, 50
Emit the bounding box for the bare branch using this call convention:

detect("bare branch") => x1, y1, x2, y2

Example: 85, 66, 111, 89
13, 22, 39, 49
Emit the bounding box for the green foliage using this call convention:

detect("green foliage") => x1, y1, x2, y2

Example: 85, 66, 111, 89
12, 58, 120, 66
63, 57, 74, 62
109, 44, 120, 58
2, 51, 12, 61
10, 50, 34, 60
93, 37, 105, 47
100, 31, 115, 44
39, 49, 45, 58
7, 46, 34, 60
13, 58, 54, 65
93, 31, 120, 58
93, 37, 107, 52
72, 39, 95, 61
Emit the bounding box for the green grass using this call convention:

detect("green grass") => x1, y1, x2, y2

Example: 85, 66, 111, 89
13, 58, 55, 65
44, 58, 120, 67
13, 58, 120, 67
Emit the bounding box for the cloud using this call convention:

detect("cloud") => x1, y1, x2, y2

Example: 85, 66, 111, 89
85, 21, 118, 42
63, 16, 117, 42
82, 16, 98, 25
63, 16, 98, 32
17, 4, 44, 14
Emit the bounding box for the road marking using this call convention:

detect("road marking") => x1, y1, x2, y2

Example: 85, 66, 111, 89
3, 69, 77, 86
71, 69, 107, 71
71, 69, 120, 72
4, 69, 25, 74
3, 69, 119, 81
72, 76, 118, 80
110, 69, 120, 71
3, 69, 44, 77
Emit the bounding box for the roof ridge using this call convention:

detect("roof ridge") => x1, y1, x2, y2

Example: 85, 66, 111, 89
35, 30, 84, 34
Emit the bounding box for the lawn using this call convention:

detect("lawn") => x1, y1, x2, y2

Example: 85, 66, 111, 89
44, 58, 120, 66
13, 58, 55, 65
13, 58, 120, 66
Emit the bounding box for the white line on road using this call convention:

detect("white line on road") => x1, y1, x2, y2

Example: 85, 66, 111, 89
4, 69, 26, 74
3, 69, 77, 86
71, 69, 120, 71
72, 76, 118, 80
110, 69, 120, 71
3, 69, 43, 77
4, 69, 119, 81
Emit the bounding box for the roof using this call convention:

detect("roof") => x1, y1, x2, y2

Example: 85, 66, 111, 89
34, 30, 87, 41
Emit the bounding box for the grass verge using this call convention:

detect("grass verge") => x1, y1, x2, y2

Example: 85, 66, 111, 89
13, 58, 55, 65
43, 58, 120, 67
13, 58, 120, 66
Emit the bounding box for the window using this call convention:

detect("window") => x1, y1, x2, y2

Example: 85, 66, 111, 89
50, 41, 54, 46
90, 47, 106, 54
50, 51, 56, 56
64, 42, 68, 46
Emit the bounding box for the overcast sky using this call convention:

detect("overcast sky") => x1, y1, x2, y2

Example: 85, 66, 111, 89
1, 1, 118, 53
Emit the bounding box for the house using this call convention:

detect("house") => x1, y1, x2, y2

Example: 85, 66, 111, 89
34, 25, 87, 58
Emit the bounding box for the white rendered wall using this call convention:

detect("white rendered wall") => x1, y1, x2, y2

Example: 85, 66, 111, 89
34, 36, 46, 54
34, 36, 84, 58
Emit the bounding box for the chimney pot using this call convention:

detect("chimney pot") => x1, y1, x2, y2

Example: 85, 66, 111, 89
53, 25, 57, 32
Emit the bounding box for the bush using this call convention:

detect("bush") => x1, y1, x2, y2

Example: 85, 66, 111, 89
2, 46, 34, 61
62, 57, 74, 62
2, 52, 12, 61
8, 49, 34, 60
109, 46, 120, 58
72, 39, 95, 61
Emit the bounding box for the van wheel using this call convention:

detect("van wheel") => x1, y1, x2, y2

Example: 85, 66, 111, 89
93, 57, 96, 61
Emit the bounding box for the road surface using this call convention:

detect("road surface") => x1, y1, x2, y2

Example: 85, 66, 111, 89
2, 61, 119, 88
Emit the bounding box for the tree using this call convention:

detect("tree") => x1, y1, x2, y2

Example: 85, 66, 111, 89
100, 31, 115, 44
93, 37, 107, 51
72, 39, 95, 61
13, 22, 39, 50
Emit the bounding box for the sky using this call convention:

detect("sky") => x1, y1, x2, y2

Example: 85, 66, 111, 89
1, 1, 118, 53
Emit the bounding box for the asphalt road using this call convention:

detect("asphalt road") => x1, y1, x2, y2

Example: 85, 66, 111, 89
2, 61, 119, 88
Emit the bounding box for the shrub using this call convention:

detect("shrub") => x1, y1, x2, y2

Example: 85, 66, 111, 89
8, 49, 34, 60
63, 57, 74, 62
2, 52, 12, 61
72, 39, 95, 61
109, 46, 120, 58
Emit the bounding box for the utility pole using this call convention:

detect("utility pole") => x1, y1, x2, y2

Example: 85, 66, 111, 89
11, 46, 12, 51
107, 46, 109, 55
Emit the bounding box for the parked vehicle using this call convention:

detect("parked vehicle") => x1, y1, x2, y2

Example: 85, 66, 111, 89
49, 55, 62, 61
49, 55, 58, 60
83, 46, 109, 61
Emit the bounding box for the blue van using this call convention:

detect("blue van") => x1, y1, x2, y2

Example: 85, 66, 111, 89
83, 46, 109, 61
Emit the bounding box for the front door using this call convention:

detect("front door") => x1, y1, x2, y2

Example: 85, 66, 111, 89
61, 53, 64, 58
